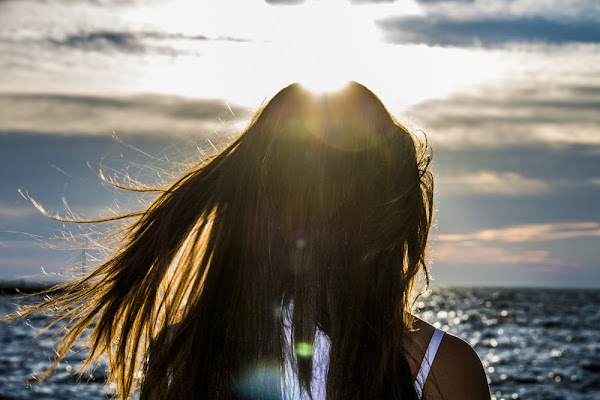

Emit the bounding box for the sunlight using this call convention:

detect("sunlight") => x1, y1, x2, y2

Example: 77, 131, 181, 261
113, 0, 512, 112
299, 77, 350, 95
276, 0, 381, 93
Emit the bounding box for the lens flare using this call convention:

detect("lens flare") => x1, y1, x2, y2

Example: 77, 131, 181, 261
235, 363, 282, 400
295, 342, 313, 358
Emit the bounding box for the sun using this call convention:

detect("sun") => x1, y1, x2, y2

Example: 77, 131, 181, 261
299, 77, 351, 95
274, 1, 381, 94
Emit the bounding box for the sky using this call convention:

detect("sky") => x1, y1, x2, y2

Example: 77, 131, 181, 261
0, 0, 599, 287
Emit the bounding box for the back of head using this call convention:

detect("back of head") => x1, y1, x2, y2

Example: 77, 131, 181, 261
160, 81, 435, 399
226, 82, 431, 308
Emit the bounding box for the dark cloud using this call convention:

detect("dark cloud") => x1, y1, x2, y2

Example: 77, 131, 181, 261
43, 30, 247, 54
408, 82, 600, 148
0, 93, 248, 136
2, 93, 246, 118
404, 80, 600, 242
433, 144, 600, 183
570, 85, 600, 97
378, 16, 600, 47
48, 31, 145, 53
420, 99, 599, 128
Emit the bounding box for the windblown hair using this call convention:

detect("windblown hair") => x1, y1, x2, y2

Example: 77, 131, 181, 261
17, 82, 434, 399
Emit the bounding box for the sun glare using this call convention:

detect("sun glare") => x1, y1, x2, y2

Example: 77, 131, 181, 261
115, 0, 508, 112
299, 77, 351, 94
274, 1, 381, 94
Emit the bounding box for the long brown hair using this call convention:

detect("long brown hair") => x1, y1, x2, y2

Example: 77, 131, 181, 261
15, 82, 434, 399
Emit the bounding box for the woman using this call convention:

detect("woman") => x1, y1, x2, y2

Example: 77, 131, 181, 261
17, 82, 490, 399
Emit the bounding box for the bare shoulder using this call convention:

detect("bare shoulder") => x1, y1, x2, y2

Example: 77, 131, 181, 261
410, 318, 491, 400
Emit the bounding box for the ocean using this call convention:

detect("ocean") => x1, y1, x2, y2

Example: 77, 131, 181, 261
0, 287, 598, 400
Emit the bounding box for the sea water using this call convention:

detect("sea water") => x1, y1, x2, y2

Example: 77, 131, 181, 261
1, 288, 598, 400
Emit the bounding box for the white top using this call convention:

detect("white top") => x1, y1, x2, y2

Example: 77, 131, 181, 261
282, 318, 445, 400
414, 328, 445, 399
282, 323, 330, 400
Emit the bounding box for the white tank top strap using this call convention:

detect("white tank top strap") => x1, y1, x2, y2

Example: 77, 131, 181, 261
414, 328, 445, 399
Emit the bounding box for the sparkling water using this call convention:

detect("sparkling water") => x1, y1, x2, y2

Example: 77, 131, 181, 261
1, 288, 598, 400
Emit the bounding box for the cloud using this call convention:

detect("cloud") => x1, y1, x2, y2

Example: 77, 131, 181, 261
429, 222, 599, 270
431, 242, 578, 268
0, 93, 248, 137
436, 222, 600, 243
47, 31, 146, 53
378, 16, 600, 47
439, 170, 550, 195
408, 80, 600, 148
376, 0, 600, 47
0, 205, 37, 219
38, 30, 246, 54
404, 0, 600, 22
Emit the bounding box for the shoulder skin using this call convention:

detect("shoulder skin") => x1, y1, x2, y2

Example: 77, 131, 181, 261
409, 318, 491, 400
